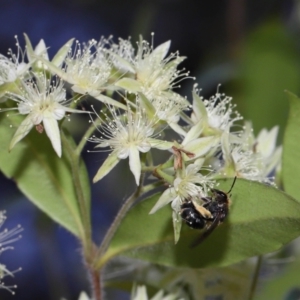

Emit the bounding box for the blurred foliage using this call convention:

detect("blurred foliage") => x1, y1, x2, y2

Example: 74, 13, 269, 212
282, 91, 300, 200
233, 19, 300, 142
105, 257, 254, 300
255, 238, 300, 300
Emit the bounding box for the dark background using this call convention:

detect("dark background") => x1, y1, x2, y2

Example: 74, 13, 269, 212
1, 0, 300, 299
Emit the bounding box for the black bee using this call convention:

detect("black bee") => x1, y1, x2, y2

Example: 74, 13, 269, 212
180, 177, 237, 247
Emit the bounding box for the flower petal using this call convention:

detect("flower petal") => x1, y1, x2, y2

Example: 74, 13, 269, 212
132, 285, 148, 300
43, 111, 62, 157
34, 39, 49, 59
52, 38, 74, 67
92, 93, 127, 110
93, 150, 120, 183
114, 78, 143, 93
138, 92, 156, 118
182, 120, 204, 145
256, 126, 279, 158
137, 141, 151, 153
78, 292, 90, 300
128, 146, 141, 185
148, 138, 173, 150
183, 136, 219, 160
172, 211, 182, 244
151, 40, 171, 61
118, 147, 130, 159
109, 51, 136, 73
192, 90, 208, 123
9, 115, 34, 151
168, 122, 187, 136
149, 187, 176, 214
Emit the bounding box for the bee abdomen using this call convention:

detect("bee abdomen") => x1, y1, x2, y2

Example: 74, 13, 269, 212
180, 207, 206, 229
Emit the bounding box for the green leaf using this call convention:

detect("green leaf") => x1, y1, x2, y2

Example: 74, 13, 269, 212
282, 91, 300, 201
0, 112, 90, 238
102, 179, 300, 269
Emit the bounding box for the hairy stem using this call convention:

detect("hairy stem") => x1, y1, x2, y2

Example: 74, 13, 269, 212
61, 131, 92, 252
142, 181, 165, 194
89, 266, 101, 300
95, 172, 145, 268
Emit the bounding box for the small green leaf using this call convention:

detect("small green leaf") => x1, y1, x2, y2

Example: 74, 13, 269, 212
282, 91, 300, 201
0, 113, 90, 238
102, 179, 300, 269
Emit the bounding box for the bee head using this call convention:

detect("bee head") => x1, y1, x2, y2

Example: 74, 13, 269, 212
212, 189, 228, 204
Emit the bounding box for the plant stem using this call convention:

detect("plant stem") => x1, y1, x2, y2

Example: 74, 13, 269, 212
141, 181, 164, 194
61, 131, 92, 252
63, 131, 101, 297
248, 255, 262, 300
95, 172, 145, 267
89, 266, 101, 300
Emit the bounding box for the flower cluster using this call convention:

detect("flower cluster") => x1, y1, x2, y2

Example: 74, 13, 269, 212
0, 34, 282, 242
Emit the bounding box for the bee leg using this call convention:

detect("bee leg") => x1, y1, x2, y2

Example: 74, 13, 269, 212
201, 196, 212, 203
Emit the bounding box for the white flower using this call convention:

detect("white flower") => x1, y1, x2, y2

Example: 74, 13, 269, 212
5, 72, 86, 157
39, 37, 126, 109
90, 98, 173, 185
0, 37, 31, 100
61, 291, 91, 300
191, 87, 242, 137
254, 125, 282, 177
226, 144, 263, 180
0, 211, 22, 294
131, 285, 182, 300
238, 124, 282, 179
0, 35, 73, 101
24, 33, 74, 72
220, 130, 277, 183
150, 162, 215, 214
0, 54, 28, 86
63, 38, 113, 95
78, 292, 90, 300
113, 36, 190, 125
